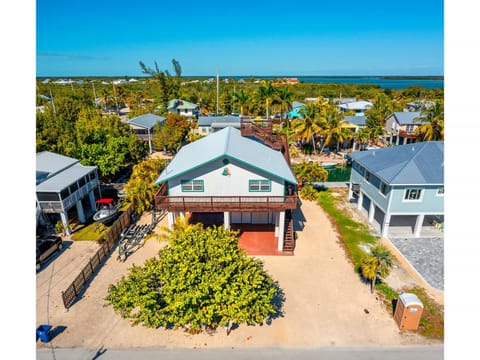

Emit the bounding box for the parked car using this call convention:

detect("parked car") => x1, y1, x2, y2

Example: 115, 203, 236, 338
36, 235, 63, 271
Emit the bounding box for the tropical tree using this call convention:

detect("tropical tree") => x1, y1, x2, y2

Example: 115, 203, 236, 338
365, 93, 393, 143
124, 158, 167, 214
414, 102, 444, 141
293, 161, 328, 186
319, 106, 353, 153
152, 113, 192, 153
257, 80, 276, 118
105, 224, 280, 333
234, 89, 250, 115
360, 245, 393, 293
274, 86, 293, 128
353, 128, 370, 151
291, 102, 323, 154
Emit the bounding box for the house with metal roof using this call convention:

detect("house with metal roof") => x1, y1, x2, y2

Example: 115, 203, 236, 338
36, 152, 101, 235
338, 100, 373, 116
347, 142, 444, 238
384, 111, 422, 146
196, 115, 241, 135
154, 126, 298, 253
167, 99, 200, 118
128, 113, 166, 153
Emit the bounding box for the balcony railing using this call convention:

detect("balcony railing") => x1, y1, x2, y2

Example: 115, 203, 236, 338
154, 184, 297, 212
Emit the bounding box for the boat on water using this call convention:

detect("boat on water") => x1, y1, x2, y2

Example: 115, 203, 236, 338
93, 198, 119, 225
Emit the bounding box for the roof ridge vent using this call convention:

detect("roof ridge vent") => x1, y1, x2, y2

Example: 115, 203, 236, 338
412, 146, 415, 151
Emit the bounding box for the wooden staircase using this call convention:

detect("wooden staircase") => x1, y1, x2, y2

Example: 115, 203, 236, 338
282, 209, 295, 253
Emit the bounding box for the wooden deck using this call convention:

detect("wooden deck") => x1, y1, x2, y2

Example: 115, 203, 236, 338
154, 184, 297, 212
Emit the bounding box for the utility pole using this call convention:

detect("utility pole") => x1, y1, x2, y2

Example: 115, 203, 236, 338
50, 89, 56, 114
216, 69, 219, 116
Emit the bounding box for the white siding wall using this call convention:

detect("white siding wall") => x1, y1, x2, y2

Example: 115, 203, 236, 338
168, 157, 285, 197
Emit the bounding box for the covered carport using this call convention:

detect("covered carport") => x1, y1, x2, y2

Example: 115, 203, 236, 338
387, 214, 444, 238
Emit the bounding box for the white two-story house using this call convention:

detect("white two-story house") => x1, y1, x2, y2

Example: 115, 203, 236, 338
154, 126, 298, 253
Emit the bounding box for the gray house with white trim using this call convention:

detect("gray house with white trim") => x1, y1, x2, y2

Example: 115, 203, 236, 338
36, 152, 101, 235
348, 142, 444, 238
384, 111, 421, 146
196, 115, 241, 135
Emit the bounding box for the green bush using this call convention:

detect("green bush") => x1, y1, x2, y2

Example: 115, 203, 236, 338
299, 185, 319, 201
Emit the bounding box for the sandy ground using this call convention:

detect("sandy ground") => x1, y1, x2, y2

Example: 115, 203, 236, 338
36, 200, 440, 350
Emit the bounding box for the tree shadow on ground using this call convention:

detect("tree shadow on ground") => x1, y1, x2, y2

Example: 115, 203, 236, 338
266, 280, 286, 325
292, 199, 306, 232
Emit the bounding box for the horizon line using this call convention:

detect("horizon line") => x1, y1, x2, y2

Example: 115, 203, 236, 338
36, 74, 445, 79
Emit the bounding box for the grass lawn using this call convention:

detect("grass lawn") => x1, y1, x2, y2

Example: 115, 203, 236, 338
315, 189, 444, 340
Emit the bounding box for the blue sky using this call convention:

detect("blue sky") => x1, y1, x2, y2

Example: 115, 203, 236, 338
36, 0, 444, 76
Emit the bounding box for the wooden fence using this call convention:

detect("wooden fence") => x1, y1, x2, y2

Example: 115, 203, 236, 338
61, 204, 135, 309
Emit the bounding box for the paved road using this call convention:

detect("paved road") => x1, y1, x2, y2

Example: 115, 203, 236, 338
37, 346, 444, 360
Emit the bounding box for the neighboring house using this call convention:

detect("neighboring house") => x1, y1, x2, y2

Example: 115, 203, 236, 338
384, 112, 422, 146
154, 126, 298, 253
128, 113, 166, 153
338, 100, 373, 116
286, 101, 306, 119
405, 100, 436, 112
348, 142, 444, 238
343, 115, 367, 150
36, 151, 101, 235
343, 115, 367, 133
167, 99, 200, 118
196, 115, 241, 135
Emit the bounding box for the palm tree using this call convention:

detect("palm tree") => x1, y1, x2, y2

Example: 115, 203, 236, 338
320, 107, 353, 153
291, 102, 323, 154
275, 86, 293, 128
360, 245, 393, 293
234, 89, 249, 116
414, 102, 444, 141
365, 93, 393, 143
353, 127, 370, 151
257, 80, 276, 118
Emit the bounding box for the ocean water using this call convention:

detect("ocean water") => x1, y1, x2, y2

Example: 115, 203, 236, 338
296, 77, 443, 89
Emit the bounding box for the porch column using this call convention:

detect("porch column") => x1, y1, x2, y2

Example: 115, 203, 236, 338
368, 201, 375, 223
224, 212, 230, 230
357, 191, 363, 210
167, 212, 175, 230
60, 211, 71, 236
396, 134, 400, 146
348, 182, 353, 200
76, 200, 86, 223
381, 213, 391, 237
148, 128, 152, 154
414, 214, 424, 238
277, 211, 285, 252
274, 212, 280, 237
89, 191, 96, 212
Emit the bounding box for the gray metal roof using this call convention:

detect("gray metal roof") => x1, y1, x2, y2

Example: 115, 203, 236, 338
36, 151, 79, 184
339, 101, 373, 110
155, 127, 297, 185
343, 115, 367, 126
36, 163, 97, 192
128, 113, 166, 129
349, 142, 444, 185
389, 111, 422, 125
198, 115, 240, 127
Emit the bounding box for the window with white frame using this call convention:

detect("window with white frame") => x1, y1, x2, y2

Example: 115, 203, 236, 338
404, 188, 422, 201
437, 187, 444, 196
181, 179, 204, 192
249, 179, 271, 192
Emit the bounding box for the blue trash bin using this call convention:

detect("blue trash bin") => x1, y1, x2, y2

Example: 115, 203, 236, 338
36, 324, 52, 343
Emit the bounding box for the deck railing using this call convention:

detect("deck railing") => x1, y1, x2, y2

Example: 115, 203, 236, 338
154, 184, 297, 212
